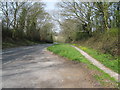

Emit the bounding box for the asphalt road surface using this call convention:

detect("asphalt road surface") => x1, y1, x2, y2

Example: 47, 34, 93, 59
2, 44, 102, 88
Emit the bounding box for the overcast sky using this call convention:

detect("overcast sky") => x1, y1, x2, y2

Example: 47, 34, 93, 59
42, 0, 61, 32
42, 0, 60, 11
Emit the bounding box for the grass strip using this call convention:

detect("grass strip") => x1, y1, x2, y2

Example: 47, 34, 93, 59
72, 44, 119, 74
47, 44, 118, 88
2, 40, 47, 49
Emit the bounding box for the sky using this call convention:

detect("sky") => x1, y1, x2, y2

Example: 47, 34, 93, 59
42, 0, 60, 11
41, 0, 61, 32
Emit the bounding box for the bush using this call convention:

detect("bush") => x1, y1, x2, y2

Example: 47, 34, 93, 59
77, 28, 118, 56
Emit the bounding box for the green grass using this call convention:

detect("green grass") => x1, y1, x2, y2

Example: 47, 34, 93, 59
76, 45, 119, 74
77, 28, 118, 57
47, 44, 118, 87
48, 44, 88, 62
2, 39, 47, 49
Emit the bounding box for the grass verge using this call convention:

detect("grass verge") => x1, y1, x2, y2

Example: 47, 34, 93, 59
2, 39, 47, 49
73, 44, 119, 74
47, 44, 118, 88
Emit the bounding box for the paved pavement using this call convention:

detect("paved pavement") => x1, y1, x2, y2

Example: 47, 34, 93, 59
72, 45, 119, 81
2, 44, 102, 88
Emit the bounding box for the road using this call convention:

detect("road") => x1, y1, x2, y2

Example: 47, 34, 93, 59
2, 44, 102, 88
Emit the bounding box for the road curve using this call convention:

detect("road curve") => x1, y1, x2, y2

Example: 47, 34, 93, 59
2, 44, 102, 88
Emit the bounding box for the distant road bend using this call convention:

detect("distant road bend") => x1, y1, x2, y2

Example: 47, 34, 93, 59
3, 44, 103, 88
